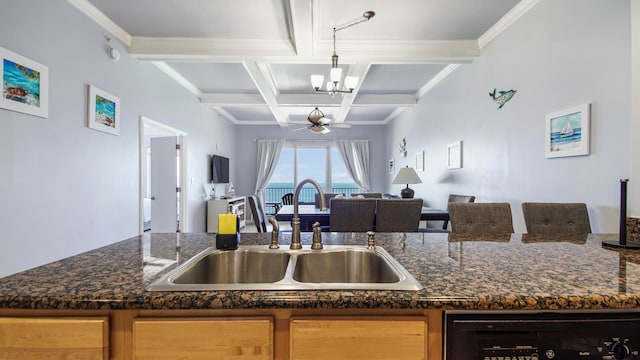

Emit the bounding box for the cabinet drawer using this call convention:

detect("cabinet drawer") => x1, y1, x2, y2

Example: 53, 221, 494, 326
133, 317, 272, 360
290, 316, 427, 360
0, 316, 109, 359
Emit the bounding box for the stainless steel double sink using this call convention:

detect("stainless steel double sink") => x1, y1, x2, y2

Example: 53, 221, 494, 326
146, 245, 423, 291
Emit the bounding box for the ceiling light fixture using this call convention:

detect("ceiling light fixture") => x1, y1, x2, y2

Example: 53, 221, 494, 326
311, 10, 375, 97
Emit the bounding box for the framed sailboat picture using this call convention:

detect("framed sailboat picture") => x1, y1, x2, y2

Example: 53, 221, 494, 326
545, 103, 590, 158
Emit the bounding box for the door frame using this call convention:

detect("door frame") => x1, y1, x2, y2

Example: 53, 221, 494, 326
138, 116, 189, 234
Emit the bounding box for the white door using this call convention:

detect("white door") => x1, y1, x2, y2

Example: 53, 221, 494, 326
150, 136, 178, 233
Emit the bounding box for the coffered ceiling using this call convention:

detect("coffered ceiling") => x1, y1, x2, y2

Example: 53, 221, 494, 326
69, 0, 538, 128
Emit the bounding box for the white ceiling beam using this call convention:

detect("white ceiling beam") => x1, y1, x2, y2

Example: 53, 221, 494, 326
242, 59, 289, 126
351, 95, 417, 107
288, 0, 314, 57
201, 93, 417, 108
127, 37, 479, 63
128, 38, 296, 60
333, 61, 371, 123
200, 93, 266, 106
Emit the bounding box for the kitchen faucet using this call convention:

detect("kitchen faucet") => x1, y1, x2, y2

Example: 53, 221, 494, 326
290, 178, 326, 250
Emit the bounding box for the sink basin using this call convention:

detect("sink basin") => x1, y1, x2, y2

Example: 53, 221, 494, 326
146, 245, 423, 291
292, 249, 400, 283
172, 248, 290, 284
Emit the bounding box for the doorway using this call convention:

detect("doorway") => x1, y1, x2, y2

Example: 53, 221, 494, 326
139, 116, 188, 234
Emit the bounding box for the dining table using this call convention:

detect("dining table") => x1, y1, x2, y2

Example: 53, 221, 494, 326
274, 204, 449, 232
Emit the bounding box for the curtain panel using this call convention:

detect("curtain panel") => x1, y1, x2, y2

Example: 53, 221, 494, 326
334, 139, 371, 192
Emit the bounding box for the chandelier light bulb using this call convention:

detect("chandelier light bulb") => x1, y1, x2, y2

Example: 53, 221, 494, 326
310, 10, 374, 96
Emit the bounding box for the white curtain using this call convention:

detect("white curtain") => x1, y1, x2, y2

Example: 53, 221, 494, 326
254, 139, 285, 206
334, 139, 371, 192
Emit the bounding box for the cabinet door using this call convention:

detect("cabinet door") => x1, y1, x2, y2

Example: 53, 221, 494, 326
0, 317, 108, 359
290, 317, 427, 360
133, 317, 272, 360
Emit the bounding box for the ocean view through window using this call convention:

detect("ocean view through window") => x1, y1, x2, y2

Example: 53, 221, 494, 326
266, 144, 359, 207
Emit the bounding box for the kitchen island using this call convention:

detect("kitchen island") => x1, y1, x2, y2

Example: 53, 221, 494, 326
1, 232, 639, 359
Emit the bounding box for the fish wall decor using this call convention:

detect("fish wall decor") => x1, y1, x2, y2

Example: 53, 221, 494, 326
398, 138, 407, 157
489, 88, 517, 109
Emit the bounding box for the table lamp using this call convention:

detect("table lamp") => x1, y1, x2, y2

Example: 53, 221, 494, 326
392, 166, 422, 198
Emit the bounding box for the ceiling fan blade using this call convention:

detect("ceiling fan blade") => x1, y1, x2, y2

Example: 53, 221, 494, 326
332, 123, 352, 128
292, 127, 307, 132
318, 117, 332, 125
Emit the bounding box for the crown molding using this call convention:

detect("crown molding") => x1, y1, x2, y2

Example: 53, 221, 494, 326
478, 0, 541, 49
151, 62, 202, 98
66, 0, 132, 46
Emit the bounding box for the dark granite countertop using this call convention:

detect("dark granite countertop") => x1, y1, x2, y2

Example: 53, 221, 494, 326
1, 232, 640, 311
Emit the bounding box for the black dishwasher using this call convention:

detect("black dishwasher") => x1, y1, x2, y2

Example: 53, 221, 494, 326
445, 311, 640, 360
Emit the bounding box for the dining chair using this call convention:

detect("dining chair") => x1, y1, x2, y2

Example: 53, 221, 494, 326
314, 193, 344, 208
350, 192, 383, 199
448, 202, 514, 234
329, 198, 376, 232
522, 202, 591, 234
442, 194, 476, 230
247, 195, 267, 233
281, 193, 294, 205
374, 199, 423, 232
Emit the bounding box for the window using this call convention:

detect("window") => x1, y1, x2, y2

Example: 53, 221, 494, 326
266, 143, 358, 204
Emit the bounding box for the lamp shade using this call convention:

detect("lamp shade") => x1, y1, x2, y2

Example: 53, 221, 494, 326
392, 167, 422, 185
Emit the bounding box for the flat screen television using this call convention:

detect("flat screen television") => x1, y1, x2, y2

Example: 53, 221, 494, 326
211, 155, 230, 183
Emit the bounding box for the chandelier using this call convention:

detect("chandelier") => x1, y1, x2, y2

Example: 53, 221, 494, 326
310, 11, 375, 96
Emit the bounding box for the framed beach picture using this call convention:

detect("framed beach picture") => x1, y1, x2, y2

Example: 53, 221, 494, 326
0, 46, 49, 118
545, 103, 590, 158
447, 141, 462, 169
88, 85, 120, 135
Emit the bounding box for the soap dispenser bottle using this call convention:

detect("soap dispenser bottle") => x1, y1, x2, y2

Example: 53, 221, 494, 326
216, 204, 240, 250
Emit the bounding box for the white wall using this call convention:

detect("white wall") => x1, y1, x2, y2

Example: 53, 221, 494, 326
385, 0, 631, 233
0, 0, 233, 277
233, 125, 389, 199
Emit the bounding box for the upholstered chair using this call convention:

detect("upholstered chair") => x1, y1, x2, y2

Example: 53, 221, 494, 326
522, 202, 591, 234
350, 192, 383, 199
449, 202, 514, 234
375, 199, 423, 232
329, 198, 376, 232
314, 193, 345, 208
442, 194, 476, 230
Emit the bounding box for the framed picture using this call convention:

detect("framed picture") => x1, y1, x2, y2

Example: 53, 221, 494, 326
389, 159, 395, 174
415, 151, 424, 171
447, 141, 462, 169
88, 85, 120, 135
545, 103, 590, 158
0, 46, 49, 118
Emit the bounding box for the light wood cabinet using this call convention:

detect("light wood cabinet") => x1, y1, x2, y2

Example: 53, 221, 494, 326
207, 196, 246, 232
0, 316, 108, 359
290, 316, 427, 360
133, 317, 272, 360
0, 309, 442, 360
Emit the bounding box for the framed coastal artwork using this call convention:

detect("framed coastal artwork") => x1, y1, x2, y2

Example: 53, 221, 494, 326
545, 103, 590, 158
88, 85, 120, 135
0, 46, 49, 118
447, 141, 462, 169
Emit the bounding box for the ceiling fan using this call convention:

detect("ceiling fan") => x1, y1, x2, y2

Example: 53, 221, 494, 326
293, 107, 352, 134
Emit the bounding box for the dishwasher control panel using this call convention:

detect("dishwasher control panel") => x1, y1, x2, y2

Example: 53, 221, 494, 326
446, 312, 640, 360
